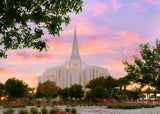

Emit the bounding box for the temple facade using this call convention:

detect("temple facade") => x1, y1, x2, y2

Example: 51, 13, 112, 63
38, 27, 110, 88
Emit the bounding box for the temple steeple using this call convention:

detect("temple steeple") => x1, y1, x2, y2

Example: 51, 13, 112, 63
71, 25, 80, 56
69, 26, 81, 69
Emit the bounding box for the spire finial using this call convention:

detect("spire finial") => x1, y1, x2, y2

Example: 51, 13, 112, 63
75, 25, 76, 30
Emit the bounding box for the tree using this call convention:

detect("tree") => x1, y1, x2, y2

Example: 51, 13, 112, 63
85, 77, 106, 89
117, 76, 130, 92
58, 87, 70, 104
39, 80, 60, 105
0, 82, 5, 101
0, 0, 83, 58
5, 78, 28, 99
123, 39, 160, 90
69, 84, 84, 100
85, 76, 117, 94
85, 86, 107, 101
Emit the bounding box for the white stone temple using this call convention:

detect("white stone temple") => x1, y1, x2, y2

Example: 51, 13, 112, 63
38, 26, 110, 88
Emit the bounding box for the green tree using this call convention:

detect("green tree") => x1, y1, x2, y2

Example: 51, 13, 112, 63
85, 86, 106, 101
39, 80, 60, 105
0, 0, 83, 58
5, 78, 28, 99
123, 39, 160, 90
69, 84, 84, 100
0, 82, 5, 101
59, 87, 70, 101
104, 76, 117, 93
117, 76, 130, 92
85, 77, 106, 89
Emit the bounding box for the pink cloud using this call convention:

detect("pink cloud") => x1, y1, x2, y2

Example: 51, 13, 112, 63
62, 17, 110, 35
0, 68, 11, 74
141, 0, 158, 5
152, 16, 160, 24
87, 0, 122, 16
131, 3, 145, 12
115, 31, 144, 43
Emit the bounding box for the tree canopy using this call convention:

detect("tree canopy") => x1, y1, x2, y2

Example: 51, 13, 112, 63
5, 78, 28, 98
0, 0, 83, 58
69, 84, 84, 100
123, 39, 160, 89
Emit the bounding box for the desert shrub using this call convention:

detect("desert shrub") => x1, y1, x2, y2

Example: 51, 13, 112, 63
3, 109, 14, 114
50, 108, 59, 114
65, 108, 70, 112
41, 106, 47, 114
18, 109, 29, 114
71, 108, 76, 113
31, 107, 38, 114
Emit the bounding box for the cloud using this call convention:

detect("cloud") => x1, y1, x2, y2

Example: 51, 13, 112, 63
115, 31, 144, 43
141, 0, 158, 5
62, 17, 110, 35
87, 0, 122, 16
131, 3, 145, 12
152, 16, 160, 24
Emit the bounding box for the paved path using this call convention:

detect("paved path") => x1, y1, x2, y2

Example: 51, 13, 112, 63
0, 106, 160, 114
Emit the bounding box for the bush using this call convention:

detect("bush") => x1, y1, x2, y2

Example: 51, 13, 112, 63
50, 108, 59, 114
65, 108, 70, 112
71, 108, 76, 113
107, 103, 155, 109
41, 106, 47, 114
3, 109, 14, 114
18, 109, 29, 114
31, 107, 38, 114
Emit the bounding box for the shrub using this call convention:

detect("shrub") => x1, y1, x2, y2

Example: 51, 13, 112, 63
31, 107, 38, 114
107, 103, 155, 109
50, 108, 59, 114
65, 108, 70, 112
3, 109, 14, 114
71, 108, 76, 113
41, 106, 47, 114
18, 109, 29, 114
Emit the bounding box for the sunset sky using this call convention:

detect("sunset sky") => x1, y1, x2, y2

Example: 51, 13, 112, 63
0, 0, 160, 87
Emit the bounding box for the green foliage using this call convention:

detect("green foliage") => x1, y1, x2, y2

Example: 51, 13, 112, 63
18, 109, 29, 114
50, 108, 59, 114
0, 82, 5, 101
5, 78, 28, 98
3, 109, 14, 114
85, 76, 117, 94
31, 107, 38, 114
107, 103, 155, 109
41, 106, 47, 114
85, 77, 106, 88
71, 108, 76, 113
85, 86, 106, 100
123, 39, 160, 89
69, 84, 84, 99
0, 0, 83, 58
58, 87, 70, 100
65, 108, 70, 112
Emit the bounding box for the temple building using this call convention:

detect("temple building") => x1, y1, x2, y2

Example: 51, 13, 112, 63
38, 27, 110, 88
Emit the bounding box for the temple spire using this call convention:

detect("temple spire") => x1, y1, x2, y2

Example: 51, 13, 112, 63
71, 25, 80, 56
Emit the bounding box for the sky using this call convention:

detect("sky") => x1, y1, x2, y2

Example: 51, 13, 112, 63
0, 0, 160, 87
